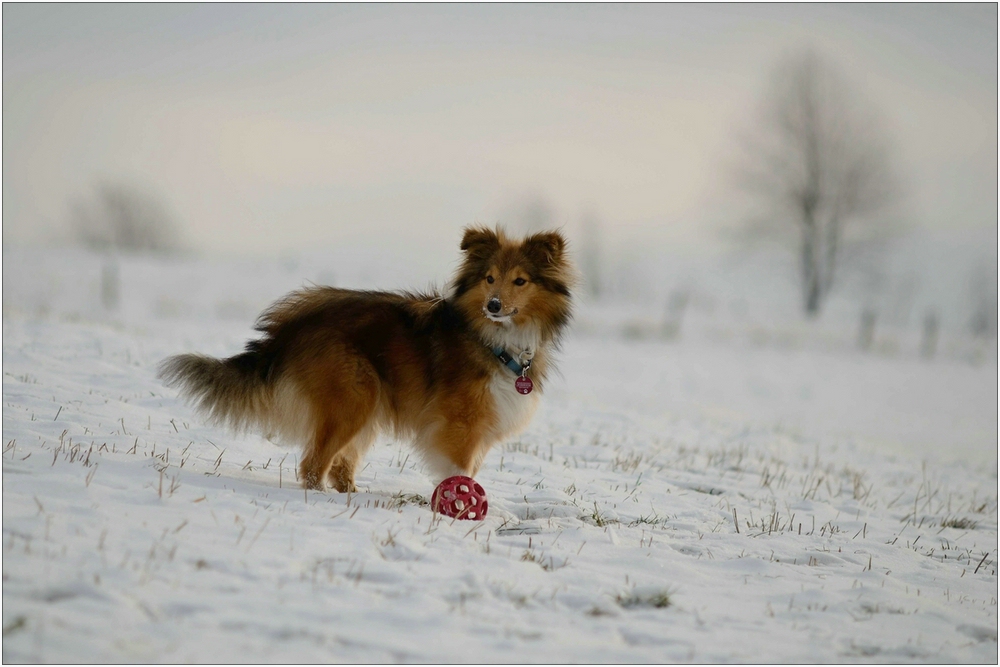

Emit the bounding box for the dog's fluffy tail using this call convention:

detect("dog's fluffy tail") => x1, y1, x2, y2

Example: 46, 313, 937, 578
158, 351, 273, 433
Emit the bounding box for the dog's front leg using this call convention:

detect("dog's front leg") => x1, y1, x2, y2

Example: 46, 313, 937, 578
419, 422, 493, 484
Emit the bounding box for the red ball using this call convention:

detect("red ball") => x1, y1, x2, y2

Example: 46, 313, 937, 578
431, 476, 488, 520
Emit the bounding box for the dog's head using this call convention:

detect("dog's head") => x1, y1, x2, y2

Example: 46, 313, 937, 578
452, 226, 573, 347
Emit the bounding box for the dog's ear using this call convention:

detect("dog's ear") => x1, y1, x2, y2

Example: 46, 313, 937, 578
460, 226, 500, 260
522, 231, 566, 267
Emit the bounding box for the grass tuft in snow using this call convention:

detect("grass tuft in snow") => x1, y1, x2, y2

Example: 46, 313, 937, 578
939, 516, 978, 531
615, 588, 673, 609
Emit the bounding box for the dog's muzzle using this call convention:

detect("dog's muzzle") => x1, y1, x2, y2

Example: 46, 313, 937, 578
484, 300, 518, 323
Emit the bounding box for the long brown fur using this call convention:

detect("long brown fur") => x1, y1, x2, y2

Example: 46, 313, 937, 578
158, 226, 573, 491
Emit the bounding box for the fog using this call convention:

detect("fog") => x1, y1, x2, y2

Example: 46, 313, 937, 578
4, 4, 996, 261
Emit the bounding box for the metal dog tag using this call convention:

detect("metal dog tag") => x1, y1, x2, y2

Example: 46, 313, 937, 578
514, 376, 533, 394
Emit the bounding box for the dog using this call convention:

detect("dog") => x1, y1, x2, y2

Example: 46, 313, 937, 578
158, 226, 573, 492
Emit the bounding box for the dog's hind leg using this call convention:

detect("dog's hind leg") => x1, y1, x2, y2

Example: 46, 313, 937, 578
300, 411, 374, 490
327, 424, 377, 493
298, 369, 379, 491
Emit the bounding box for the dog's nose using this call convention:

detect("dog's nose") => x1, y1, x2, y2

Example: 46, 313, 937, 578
487, 298, 502, 314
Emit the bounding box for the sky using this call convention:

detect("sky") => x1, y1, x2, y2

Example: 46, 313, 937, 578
3, 3, 997, 264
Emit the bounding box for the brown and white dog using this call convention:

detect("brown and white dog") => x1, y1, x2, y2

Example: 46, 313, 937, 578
159, 226, 573, 492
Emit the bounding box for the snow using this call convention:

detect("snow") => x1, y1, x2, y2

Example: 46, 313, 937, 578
3, 246, 997, 663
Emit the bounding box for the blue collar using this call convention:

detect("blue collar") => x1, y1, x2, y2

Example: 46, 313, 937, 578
492, 347, 529, 376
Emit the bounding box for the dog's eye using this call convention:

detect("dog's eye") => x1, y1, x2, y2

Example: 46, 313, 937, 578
513, 277, 527, 286
486, 276, 494, 284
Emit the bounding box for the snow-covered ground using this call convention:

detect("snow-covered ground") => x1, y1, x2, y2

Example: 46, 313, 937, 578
3, 247, 997, 663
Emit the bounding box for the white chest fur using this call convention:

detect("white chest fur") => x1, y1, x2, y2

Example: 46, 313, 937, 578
488, 370, 539, 440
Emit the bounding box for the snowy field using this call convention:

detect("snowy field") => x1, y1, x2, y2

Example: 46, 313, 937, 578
3, 247, 997, 663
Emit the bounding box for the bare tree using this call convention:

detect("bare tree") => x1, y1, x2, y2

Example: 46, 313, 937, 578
578, 209, 603, 299
738, 51, 896, 316
70, 181, 182, 311
72, 182, 181, 254
968, 258, 998, 338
